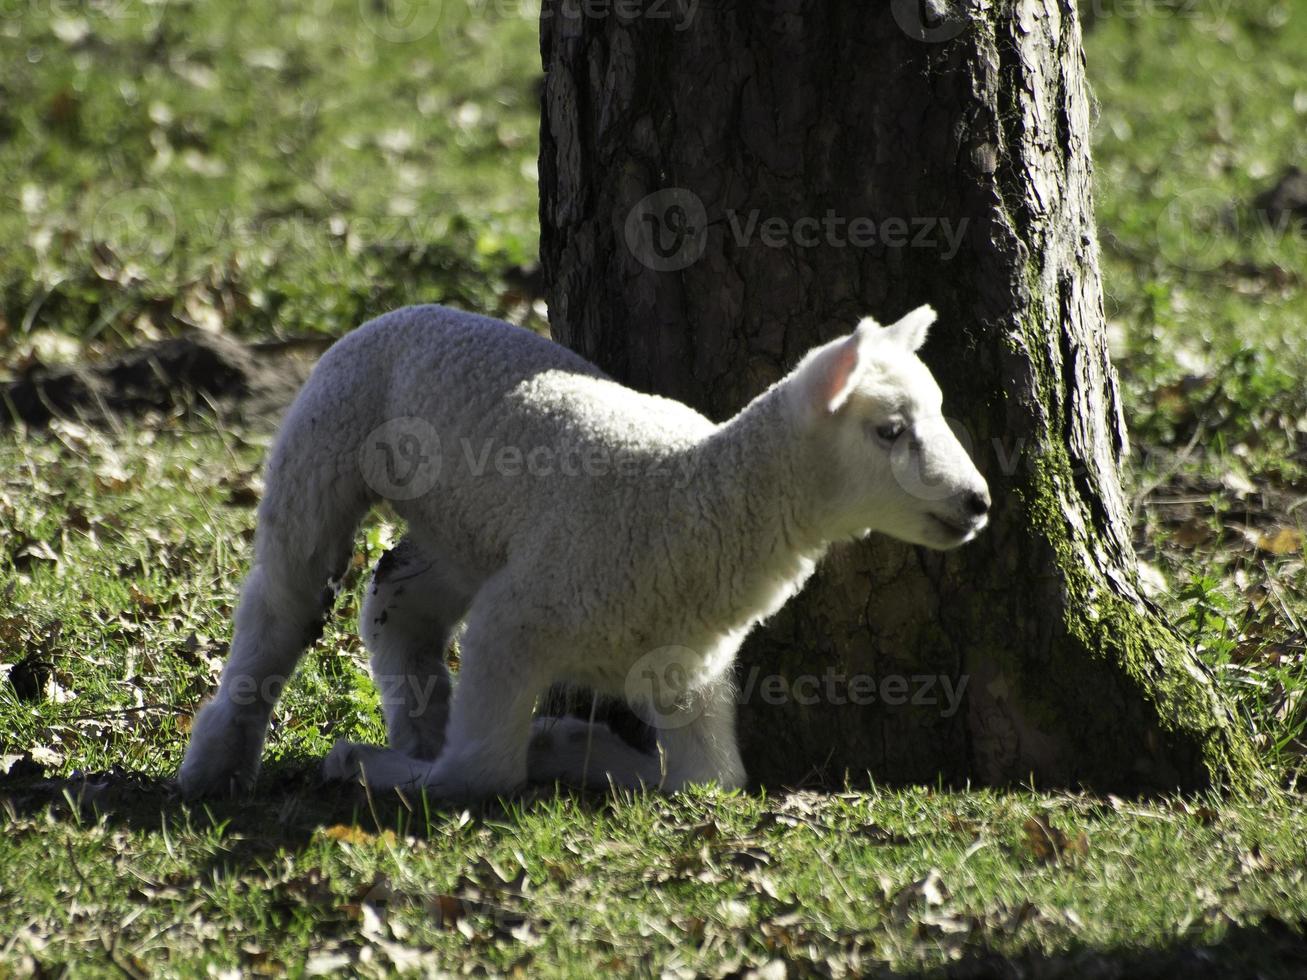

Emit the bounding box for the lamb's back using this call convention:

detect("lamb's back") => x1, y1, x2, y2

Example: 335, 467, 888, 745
326, 305, 716, 573
350, 305, 712, 447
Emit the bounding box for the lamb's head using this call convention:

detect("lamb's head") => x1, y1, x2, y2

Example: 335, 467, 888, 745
785, 305, 990, 549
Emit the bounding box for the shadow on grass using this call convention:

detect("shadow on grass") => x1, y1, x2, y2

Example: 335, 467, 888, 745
3, 763, 1305, 977
0, 756, 618, 873
934, 918, 1307, 980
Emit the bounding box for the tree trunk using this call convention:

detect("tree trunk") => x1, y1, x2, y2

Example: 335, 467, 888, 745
537, 0, 1260, 792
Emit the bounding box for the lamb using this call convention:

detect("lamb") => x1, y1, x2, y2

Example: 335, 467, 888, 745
177, 303, 990, 799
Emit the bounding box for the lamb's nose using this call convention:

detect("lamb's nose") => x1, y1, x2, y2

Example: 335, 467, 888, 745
964, 489, 991, 517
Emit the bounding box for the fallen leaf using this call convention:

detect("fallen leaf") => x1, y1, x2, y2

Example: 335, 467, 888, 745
305, 951, 352, 975
1221, 470, 1257, 497
891, 868, 948, 923
28, 745, 64, 767
1256, 527, 1303, 556
281, 869, 334, 906
430, 894, 466, 929
1022, 814, 1088, 865
320, 824, 396, 847
1172, 519, 1215, 549
14, 538, 59, 569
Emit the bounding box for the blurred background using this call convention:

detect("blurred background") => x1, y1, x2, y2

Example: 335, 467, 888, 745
0, 1, 1304, 773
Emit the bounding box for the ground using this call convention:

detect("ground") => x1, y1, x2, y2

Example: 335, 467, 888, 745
1, 0, 1306, 976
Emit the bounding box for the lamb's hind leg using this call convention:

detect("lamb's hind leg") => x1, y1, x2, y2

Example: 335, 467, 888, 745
362, 537, 472, 760
528, 673, 745, 793
527, 715, 665, 790
179, 435, 368, 798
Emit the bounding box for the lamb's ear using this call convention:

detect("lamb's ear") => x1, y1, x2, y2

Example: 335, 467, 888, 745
883, 305, 936, 352
792, 332, 868, 417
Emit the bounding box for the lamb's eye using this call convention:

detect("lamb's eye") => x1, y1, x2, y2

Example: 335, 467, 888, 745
874, 421, 906, 442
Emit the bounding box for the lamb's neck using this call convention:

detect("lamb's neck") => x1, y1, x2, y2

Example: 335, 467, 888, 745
684, 388, 832, 622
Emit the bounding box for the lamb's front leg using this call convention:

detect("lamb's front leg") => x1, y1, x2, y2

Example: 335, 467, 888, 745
325, 604, 543, 799
649, 674, 746, 792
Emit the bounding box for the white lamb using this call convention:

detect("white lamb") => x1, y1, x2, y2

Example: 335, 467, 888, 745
177, 303, 990, 799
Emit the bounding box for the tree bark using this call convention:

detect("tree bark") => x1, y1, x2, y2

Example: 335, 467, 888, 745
537, 0, 1260, 791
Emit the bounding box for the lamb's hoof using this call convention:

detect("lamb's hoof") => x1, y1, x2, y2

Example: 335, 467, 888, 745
321, 739, 369, 784
177, 758, 257, 800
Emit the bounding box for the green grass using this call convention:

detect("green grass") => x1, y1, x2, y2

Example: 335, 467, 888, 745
0, 0, 543, 360
3, 780, 1307, 976
1087, 0, 1307, 775
3, 0, 1307, 974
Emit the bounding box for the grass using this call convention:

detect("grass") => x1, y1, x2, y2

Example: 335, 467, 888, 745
2, 0, 1307, 975
1088, 0, 1307, 773
0, 0, 544, 358
4, 779, 1307, 976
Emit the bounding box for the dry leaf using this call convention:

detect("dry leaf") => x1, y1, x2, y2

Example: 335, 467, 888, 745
305, 952, 352, 975
892, 869, 948, 923
28, 745, 64, 767
1256, 527, 1304, 556
1221, 470, 1257, 497
221, 472, 263, 507
15, 538, 59, 568
430, 894, 466, 929
1022, 815, 1089, 864
321, 824, 396, 847
1172, 519, 1215, 548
